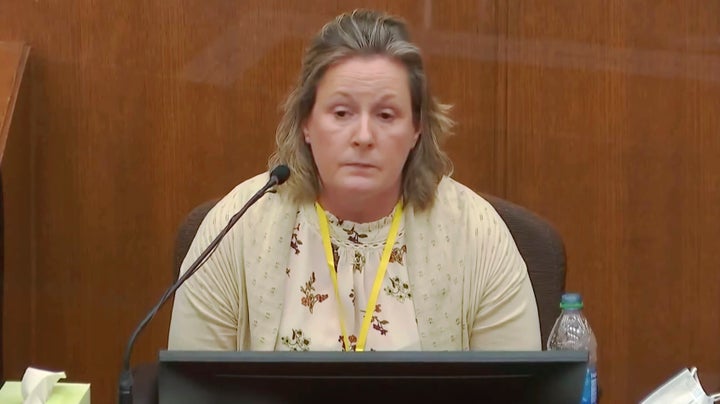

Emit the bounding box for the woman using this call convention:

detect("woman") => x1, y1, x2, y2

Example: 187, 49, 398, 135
168, 9, 540, 352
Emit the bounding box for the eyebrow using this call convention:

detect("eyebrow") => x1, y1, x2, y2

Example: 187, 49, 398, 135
326, 90, 401, 101
377, 92, 400, 101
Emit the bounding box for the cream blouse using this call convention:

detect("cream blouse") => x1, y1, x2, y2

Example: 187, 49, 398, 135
276, 203, 421, 351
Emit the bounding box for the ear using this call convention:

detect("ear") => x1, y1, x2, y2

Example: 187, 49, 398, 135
302, 124, 310, 144
412, 128, 421, 148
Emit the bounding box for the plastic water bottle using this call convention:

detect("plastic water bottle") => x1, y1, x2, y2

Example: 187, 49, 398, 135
547, 292, 598, 404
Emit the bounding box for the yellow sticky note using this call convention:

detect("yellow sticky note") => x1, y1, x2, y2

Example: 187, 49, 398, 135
0, 381, 90, 404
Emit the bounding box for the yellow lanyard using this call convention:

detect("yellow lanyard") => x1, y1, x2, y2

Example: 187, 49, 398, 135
315, 200, 403, 352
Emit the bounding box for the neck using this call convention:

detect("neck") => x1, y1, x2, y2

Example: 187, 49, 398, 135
318, 188, 401, 223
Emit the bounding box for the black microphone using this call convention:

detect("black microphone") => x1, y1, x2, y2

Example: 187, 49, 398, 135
117, 165, 291, 404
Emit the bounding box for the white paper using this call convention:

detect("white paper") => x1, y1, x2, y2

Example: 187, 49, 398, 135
20, 367, 67, 404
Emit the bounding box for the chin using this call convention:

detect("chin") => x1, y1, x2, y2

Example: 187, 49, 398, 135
339, 183, 380, 195
335, 178, 384, 195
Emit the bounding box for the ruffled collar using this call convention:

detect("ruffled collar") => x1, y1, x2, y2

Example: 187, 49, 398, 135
303, 203, 404, 248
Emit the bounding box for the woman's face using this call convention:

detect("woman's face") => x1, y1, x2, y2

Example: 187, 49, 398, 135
303, 55, 420, 203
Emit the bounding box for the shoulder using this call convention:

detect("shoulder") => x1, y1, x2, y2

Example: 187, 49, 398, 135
206, 171, 292, 223
432, 176, 501, 222
425, 177, 514, 248
226, 172, 276, 200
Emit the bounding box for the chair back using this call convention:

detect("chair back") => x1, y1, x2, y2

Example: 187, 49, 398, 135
172, 199, 221, 279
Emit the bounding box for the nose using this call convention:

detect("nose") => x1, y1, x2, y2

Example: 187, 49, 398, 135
352, 114, 374, 147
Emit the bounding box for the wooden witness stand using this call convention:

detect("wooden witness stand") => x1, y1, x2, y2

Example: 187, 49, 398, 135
0, 40, 31, 381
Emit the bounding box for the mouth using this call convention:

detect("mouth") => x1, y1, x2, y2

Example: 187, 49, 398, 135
344, 163, 376, 169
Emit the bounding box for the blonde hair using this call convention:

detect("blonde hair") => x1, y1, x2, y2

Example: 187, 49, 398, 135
268, 9, 454, 210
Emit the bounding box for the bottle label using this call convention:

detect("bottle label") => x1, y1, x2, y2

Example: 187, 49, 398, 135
581, 366, 598, 404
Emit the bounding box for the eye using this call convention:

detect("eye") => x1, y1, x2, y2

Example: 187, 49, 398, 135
378, 110, 395, 121
333, 107, 351, 119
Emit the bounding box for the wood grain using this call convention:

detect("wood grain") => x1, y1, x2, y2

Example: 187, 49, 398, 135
0, 40, 32, 384
505, 1, 720, 401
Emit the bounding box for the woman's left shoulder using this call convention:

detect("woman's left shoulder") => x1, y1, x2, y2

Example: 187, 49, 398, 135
435, 176, 496, 214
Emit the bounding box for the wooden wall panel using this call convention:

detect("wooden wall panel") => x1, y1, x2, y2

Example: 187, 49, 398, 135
0, 1, 502, 402
505, 0, 720, 402
415, 0, 504, 193
1, 41, 32, 385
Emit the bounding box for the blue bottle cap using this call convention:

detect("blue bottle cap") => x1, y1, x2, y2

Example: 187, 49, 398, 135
560, 292, 584, 309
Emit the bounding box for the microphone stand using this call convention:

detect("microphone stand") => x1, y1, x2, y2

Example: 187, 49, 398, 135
117, 168, 288, 404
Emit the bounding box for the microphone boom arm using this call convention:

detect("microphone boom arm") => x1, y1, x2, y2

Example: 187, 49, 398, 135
118, 169, 287, 404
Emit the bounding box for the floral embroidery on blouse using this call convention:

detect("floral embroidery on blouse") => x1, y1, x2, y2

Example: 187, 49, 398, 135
281, 329, 311, 351
384, 276, 412, 302
368, 304, 389, 336
344, 226, 368, 244
290, 223, 302, 254
338, 334, 358, 352
389, 245, 407, 264
300, 272, 328, 313
336, 305, 389, 351
352, 251, 365, 273
331, 243, 340, 271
